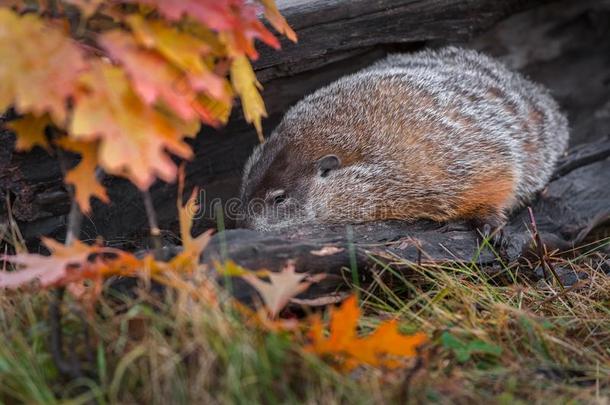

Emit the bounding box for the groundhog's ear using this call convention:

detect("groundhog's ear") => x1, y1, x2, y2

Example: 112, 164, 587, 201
316, 154, 341, 177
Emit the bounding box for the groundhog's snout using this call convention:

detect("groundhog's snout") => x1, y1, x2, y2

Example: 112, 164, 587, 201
237, 190, 294, 230
239, 153, 344, 230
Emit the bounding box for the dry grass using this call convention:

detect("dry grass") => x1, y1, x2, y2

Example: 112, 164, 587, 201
0, 237, 608, 404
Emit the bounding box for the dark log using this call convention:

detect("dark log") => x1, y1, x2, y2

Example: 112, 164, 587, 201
1, 0, 563, 247
203, 137, 610, 302
253, 0, 551, 82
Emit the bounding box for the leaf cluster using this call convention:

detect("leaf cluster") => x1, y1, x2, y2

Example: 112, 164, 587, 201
0, 0, 296, 212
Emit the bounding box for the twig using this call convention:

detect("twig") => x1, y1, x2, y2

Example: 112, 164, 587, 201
142, 190, 163, 254
528, 207, 565, 291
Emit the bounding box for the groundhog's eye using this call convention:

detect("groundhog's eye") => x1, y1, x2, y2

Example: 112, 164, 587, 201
274, 193, 287, 204
316, 154, 341, 178
267, 189, 287, 205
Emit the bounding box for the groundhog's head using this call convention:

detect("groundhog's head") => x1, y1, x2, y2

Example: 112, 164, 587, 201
238, 132, 345, 230
237, 119, 384, 231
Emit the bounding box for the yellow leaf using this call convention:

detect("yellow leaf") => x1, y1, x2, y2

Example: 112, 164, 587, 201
6, 114, 51, 152
215, 259, 269, 278
0, 9, 85, 124
55, 137, 109, 214
230, 55, 267, 142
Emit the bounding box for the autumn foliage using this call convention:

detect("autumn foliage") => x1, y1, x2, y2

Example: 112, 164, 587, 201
0, 0, 296, 212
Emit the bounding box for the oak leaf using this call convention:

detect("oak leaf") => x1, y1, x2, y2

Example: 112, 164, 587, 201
305, 296, 427, 371
55, 137, 109, 213
0, 9, 85, 124
69, 61, 195, 189
6, 114, 51, 152
242, 261, 325, 317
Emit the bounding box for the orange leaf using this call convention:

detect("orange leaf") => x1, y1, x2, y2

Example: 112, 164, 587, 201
305, 296, 427, 371
219, 4, 280, 59
6, 114, 51, 152
0, 9, 85, 124
69, 61, 193, 189
241, 261, 325, 317
55, 137, 109, 214
258, 0, 297, 43
230, 55, 267, 141
326, 295, 360, 349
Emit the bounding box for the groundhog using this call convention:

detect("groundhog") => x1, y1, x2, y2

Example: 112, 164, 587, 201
238, 47, 569, 232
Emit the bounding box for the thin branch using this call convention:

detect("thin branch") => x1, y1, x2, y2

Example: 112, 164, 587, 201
142, 190, 162, 253
528, 207, 565, 291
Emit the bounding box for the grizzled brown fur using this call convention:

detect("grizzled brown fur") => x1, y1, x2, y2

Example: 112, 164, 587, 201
239, 47, 569, 231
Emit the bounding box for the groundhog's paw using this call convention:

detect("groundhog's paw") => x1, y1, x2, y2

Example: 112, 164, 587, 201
471, 212, 507, 249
